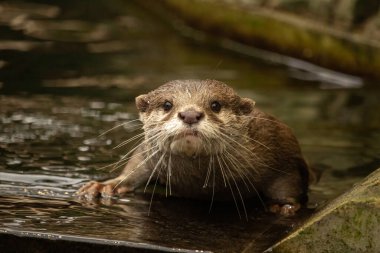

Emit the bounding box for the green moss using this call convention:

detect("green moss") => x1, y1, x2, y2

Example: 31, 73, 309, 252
163, 0, 380, 79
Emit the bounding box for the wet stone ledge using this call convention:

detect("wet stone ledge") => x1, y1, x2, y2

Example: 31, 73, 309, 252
0, 229, 202, 253
0, 194, 314, 253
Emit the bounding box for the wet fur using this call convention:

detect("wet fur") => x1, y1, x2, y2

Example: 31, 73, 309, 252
77, 80, 309, 216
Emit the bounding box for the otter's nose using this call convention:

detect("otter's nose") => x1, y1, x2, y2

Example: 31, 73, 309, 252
178, 110, 204, 125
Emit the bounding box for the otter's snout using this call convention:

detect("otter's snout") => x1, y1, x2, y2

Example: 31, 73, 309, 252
178, 110, 204, 125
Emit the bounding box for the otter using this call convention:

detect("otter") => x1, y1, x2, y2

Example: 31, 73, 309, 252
77, 80, 310, 216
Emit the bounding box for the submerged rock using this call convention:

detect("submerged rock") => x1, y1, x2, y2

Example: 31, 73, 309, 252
267, 168, 380, 253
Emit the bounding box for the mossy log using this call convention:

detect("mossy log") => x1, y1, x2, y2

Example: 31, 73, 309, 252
162, 0, 380, 80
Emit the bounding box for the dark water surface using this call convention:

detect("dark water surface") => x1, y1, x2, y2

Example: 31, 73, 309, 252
1, 0, 380, 252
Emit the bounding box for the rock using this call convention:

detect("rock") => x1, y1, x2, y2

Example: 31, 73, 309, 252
267, 168, 380, 253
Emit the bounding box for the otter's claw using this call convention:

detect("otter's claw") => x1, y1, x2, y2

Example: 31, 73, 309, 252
75, 181, 130, 200
268, 203, 301, 216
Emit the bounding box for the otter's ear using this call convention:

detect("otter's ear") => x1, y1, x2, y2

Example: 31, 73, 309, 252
135, 94, 149, 112
239, 97, 255, 114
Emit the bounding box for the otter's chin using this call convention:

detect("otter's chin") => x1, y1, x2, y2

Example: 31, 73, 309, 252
170, 135, 204, 157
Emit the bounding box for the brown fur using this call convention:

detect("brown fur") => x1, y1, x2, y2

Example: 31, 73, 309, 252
77, 80, 309, 216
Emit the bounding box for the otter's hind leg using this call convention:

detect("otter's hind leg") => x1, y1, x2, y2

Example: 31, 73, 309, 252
263, 168, 308, 216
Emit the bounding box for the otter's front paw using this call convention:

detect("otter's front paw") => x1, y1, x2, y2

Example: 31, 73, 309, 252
268, 203, 301, 216
75, 180, 130, 200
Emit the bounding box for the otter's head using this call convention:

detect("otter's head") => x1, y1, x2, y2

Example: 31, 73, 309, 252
135, 80, 255, 157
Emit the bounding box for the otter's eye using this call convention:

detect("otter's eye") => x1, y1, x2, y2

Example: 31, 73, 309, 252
163, 101, 173, 112
210, 101, 222, 113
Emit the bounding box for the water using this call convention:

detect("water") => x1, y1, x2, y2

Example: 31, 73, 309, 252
0, 0, 380, 252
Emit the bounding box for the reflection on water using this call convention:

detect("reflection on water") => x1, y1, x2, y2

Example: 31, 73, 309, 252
0, 194, 312, 252
0, 0, 380, 252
